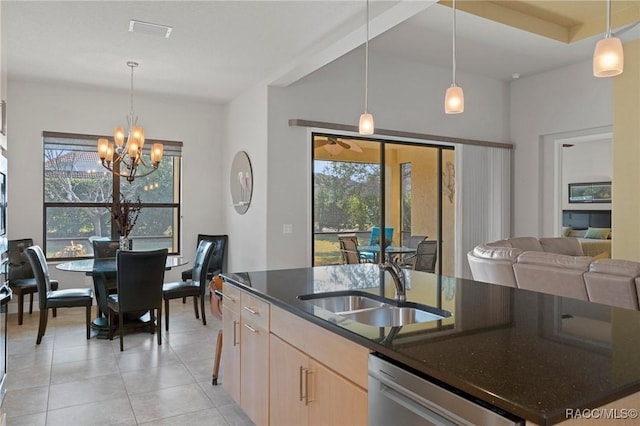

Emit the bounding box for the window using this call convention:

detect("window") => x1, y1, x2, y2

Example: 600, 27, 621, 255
43, 132, 182, 259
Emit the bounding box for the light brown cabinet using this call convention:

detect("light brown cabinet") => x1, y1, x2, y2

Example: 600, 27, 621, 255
240, 292, 270, 426
221, 284, 241, 403
270, 334, 367, 426
270, 305, 368, 426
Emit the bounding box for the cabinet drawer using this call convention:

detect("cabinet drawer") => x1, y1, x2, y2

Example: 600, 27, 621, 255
221, 283, 241, 313
241, 292, 270, 330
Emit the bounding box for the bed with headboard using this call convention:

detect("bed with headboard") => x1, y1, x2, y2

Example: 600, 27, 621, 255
562, 210, 611, 257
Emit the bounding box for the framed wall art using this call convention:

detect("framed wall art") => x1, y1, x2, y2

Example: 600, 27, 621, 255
568, 181, 611, 204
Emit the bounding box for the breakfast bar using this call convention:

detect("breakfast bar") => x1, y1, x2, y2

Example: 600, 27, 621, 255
221, 264, 640, 425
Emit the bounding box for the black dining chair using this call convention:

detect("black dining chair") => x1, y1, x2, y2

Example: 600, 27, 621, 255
107, 248, 168, 351
91, 240, 120, 320
163, 239, 217, 330
180, 234, 228, 302
25, 245, 94, 344
8, 238, 41, 325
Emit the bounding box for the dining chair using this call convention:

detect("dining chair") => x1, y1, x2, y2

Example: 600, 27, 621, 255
338, 233, 362, 265
25, 245, 94, 344
107, 248, 168, 351
8, 238, 40, 325
413, 240, 438, 273
91, 240, 120, 320
181, 234, 228, 282
162, 239, 217, 330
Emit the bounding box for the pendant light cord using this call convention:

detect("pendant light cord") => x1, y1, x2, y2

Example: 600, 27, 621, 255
452, 0, 457, 86
606, 0, 612, 38
364, 0, 370, 113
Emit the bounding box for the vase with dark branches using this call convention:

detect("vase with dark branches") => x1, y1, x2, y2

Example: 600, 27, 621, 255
110, 194, 142, 250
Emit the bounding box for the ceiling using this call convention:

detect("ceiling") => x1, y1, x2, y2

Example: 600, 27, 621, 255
5, 1, 640, 104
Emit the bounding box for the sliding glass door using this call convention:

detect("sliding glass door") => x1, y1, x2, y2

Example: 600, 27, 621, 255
312, 133, 455, 275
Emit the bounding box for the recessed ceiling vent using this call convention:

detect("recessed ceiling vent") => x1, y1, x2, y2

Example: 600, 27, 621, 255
129, 19, 173, 38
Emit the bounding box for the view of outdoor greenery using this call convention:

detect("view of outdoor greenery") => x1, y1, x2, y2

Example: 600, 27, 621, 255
314, 160, 380, 265
43, 136, 180, 258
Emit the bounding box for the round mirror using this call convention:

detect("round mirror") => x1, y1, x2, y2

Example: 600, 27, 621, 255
230, 151, 253, 215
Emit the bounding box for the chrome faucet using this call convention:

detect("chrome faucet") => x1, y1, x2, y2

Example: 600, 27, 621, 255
379, 260, 406, 302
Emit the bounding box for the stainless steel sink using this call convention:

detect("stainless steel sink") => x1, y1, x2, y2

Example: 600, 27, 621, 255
298, 291, 450, 327
340, 306, 445, 327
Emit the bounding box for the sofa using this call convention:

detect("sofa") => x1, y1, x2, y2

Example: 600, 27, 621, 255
467, 237, 640, 310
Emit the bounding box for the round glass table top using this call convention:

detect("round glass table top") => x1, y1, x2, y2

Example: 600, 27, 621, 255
56, 256, 188, 273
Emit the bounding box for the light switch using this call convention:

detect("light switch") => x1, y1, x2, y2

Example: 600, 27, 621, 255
283, 224, 293, 234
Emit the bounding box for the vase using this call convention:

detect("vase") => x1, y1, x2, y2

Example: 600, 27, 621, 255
119, 236, 131, 251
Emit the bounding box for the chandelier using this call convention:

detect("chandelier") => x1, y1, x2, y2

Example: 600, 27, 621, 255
97, 61, 163, 182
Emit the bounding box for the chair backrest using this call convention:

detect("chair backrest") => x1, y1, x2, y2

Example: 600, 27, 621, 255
191, 240, 217, 295
369, 227, 394, 246
93, 240, 120, 259
414, 240, 438, 273
195, 234, 229, 276
8, 238, 35, 280
24, 245, 52, 310
338, 234, 361, 264
116, 249, 168, 312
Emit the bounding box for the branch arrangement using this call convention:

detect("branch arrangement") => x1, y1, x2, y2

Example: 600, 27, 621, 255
110, 194, 142, 237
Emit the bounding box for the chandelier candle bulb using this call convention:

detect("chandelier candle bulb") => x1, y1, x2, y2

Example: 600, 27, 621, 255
97, 138, 109, 160
127, 141, 139, 159
151, 143, 163, 164
114, 127, 125, 147
106, 145, 114, 163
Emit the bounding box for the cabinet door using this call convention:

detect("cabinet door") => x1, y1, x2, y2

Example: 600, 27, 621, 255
221, 304, 241, 404
240, 319, 269, 426
308, 359, 368, 426
270, 335, 309, 426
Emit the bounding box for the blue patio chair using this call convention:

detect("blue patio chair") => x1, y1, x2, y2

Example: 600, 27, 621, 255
369, 227, 394, 247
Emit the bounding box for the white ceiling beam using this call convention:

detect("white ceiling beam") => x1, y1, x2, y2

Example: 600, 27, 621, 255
268, 0, 438, 88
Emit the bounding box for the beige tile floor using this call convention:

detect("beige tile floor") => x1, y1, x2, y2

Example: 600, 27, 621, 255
4, 300, 254, 426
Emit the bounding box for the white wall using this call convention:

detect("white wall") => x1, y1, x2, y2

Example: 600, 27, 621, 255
222, 85, 268, 272
7, 78, 223, 308
265, 48, 510, 269
510, 59, 612, 237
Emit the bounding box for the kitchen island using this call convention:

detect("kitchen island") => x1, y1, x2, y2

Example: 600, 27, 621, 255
221, 264, 640, 425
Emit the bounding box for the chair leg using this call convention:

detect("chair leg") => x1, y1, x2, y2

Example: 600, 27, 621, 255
200, 296, 207, 326
86, 305, 91, 340
52, 308, 57, 317
108, 309, 115, 341
119, 311, 124, 352
182, 297, 186, 304
212, 329, 223, 385
36, 308, 48, 344
193, 295, 199, 319
157, 307, 162, 346
17, 293, 24, 325
29, 292, 34, 314
164, 299, 170, 331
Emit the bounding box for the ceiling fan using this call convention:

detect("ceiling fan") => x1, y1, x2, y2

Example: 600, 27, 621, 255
314, 136, 363, 155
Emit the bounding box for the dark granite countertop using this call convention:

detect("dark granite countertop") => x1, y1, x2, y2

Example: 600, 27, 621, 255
220, 264, 640, 425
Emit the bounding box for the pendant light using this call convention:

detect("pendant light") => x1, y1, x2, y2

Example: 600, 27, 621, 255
593, 0, 624, 77
445, 0, 464, 114
359, 0, 374, 135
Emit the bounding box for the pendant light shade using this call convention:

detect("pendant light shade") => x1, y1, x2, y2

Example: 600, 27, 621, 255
593, 36, 624, 77
445, 85, 464, 114
593, 0, 624, 77
445, 0, 464, 114
359, 113, 374, 135
359, 0, 374, 135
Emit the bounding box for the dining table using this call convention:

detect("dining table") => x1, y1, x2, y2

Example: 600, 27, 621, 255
56, 256, 188, 337
357, 245, 416, 263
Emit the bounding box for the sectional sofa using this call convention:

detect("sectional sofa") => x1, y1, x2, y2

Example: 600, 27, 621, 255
467, 237, 640, 310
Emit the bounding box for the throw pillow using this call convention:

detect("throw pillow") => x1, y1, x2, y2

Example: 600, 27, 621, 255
584, 227, 611, 239
562, 226, 572, 237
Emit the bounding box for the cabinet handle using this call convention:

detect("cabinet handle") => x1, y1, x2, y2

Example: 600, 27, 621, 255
232, 321, 239, 346
299, 366, 305, 402
243, 306, 258, 315
243, 323, 258, 333
304, 369, 313, 405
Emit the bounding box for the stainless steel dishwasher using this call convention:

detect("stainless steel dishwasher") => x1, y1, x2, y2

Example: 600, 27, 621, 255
368, 354, 524, 426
